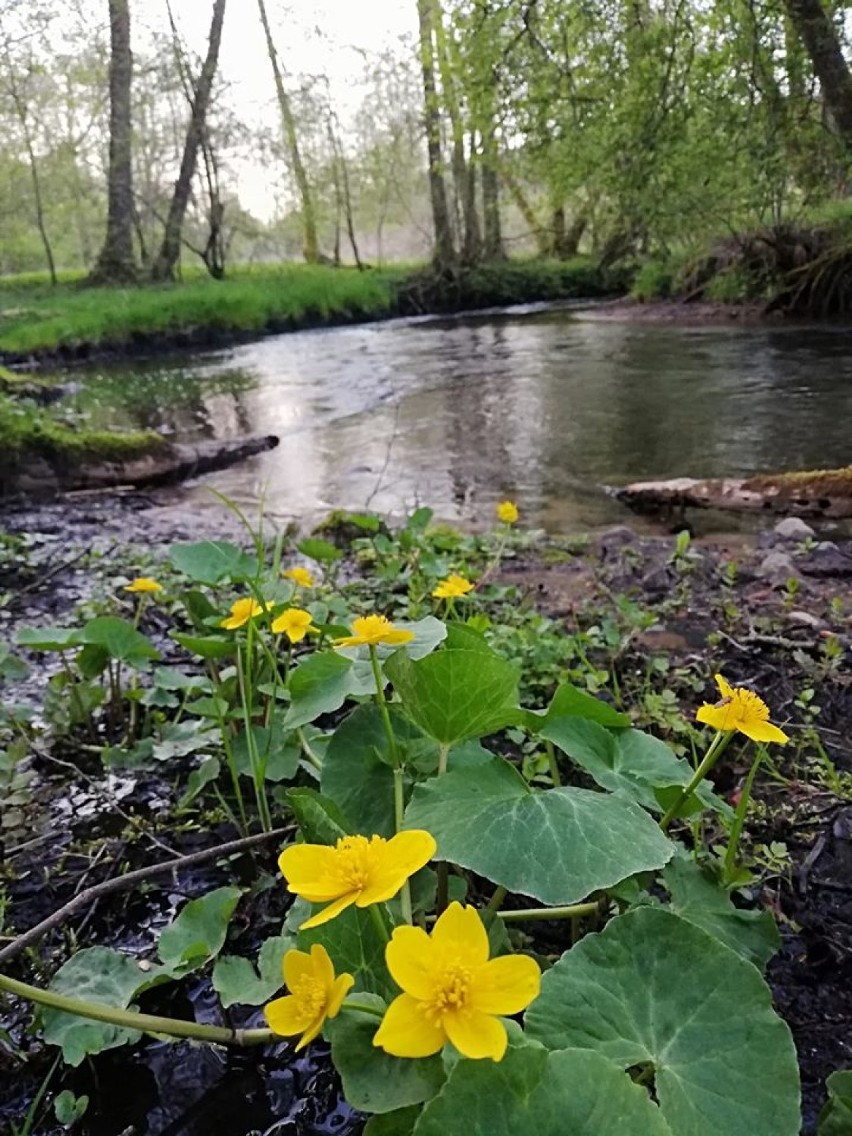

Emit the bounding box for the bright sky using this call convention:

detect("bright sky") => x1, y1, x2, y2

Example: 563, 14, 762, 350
140, 0, 419, 219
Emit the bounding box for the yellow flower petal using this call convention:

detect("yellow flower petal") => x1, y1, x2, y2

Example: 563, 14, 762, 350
357, 831, 437, 906
123, 577, 163, 594
284, 567, 315, 588
696, 703, 734, 732
278, 844, 346, 899
443, 1007, 508, 1061
431, 902, 489, 967
739, 720, 790, 745
333, 614, 414, 648
327, 972, 356, 1019
470, 954, 542, 1015
496, 500, 519, 525
295, 1013, 328, 1051
300, 891, 359, 930
271, 608, 316, 643
373, 993, 447, 1058
309, 942, 335, 989
714, 673, 734, 699
381, 628, 415, 645
283, 948, 316, 990
385, 926, 436, 1000
264, 993, 316, 1037
696, 675, 788, 745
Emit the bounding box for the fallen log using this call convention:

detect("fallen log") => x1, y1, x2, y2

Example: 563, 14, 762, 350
615, 467, 852, 520
6, 434, 279, 497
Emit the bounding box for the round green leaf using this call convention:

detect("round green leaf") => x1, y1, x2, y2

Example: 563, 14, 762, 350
81, 617, 159, 668
525, 907, 801, 1136
414, 1042, 672, 1136
169, 540, 258, 583
403, 755, 673, 904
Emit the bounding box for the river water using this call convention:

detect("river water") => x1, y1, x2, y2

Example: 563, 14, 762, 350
66, 305, 852, 531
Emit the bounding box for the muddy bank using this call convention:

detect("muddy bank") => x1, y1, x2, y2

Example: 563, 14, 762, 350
1, 494, 850, 1134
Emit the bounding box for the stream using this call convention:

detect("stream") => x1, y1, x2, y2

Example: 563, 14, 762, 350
63, 304, 852, 529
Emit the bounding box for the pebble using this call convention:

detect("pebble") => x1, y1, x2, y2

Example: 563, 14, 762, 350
756, 550, 799, 581
772, 517, 816, 542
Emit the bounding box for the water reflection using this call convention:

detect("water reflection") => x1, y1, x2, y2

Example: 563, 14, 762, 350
63, 310, 852, 530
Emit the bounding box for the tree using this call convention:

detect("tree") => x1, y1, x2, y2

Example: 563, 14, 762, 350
783, 0, 852, 154
89, 0, 135, 284
150, 0, 227, 281
256, 0, 319, 263
417, 0, 455, 268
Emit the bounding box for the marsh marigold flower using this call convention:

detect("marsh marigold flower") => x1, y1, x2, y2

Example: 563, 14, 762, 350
373, 901, 541, 1062
264, 943, 354, 1050
284, 567, 315, 588
333, 614, 414, 649
696, 674, 789, 744
279, 831, 436, 930
271, 607, 317, 643
496, 500, 519, 525
432, 573, 474, 600
124, 577, 163, 594
220, 597, 270, 630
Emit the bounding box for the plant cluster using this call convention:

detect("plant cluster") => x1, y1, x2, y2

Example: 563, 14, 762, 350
0, 503, 841, 1135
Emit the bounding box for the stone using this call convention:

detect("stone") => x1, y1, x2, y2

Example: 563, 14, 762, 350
755, 550, 798, 581
773, 517, 815, 542
786, 610, 824, 631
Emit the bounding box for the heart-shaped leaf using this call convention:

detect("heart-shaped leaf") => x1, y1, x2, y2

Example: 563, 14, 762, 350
170, 540, 258, 584
403, 755, 673, 904
525, 907, 800, 1136
157, 886, 242, 976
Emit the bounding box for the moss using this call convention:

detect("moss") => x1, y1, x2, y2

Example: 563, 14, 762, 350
745, 467, 852, 498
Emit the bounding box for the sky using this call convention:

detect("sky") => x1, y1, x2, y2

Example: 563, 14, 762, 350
139, 0, 419, 219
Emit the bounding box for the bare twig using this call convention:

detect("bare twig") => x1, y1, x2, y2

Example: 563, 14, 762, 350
0, 826, 292, 965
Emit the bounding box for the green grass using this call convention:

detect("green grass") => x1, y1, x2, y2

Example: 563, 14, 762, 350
0, 258, 612, 360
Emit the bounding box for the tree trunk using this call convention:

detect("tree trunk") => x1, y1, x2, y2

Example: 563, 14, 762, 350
89, 0, 136, 284
4, 63, 57, 284
257, 0, 319, 263
783, 0, 852, 151
417, 0, 456, 269
434, 1, 479, 263
481, 124, 504, 261
500, 165, 550, 255
151, 0, 227, 281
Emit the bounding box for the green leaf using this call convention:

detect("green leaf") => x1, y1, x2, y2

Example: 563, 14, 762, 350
76, 642, 110, 679
181, 589, 220, 630
212, 932, 292, 1008
538, 682, 631, 729
284, 650, 375, 729
322, 705, 435, 837
404, 755, 673, 904
296, 904, 394, 998
363, 1106, 421, 1136
542, 718, 723, 814
297, 537, 343, 563
287, 788, 350, 844
54, 1088, 89, 1125
81, 617, 159, 669
170, 540, 258, 584
157, 886, 242, 976
328, 994, 446, 1113
414, 1041, 671, 1136
42, 947, 144, 1066
172, 631, 236, 659
525, 907, 801, 1136
152, 720, 216, 761
15, 627, 84, 652
397, 616, 448, 661
233, 721, 300, 782
177, 755, 221, 809
386, 649, 519, 744
662, 852, 780, 968
819, 1070, 852, 1135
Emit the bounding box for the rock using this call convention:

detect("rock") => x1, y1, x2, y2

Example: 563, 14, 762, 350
797, 544, 852, 578
755, 550, 798, 581
773, 517, 815, 542
786, 610, 824, 631
598, 526, 636, 559
640, 563, 676, 597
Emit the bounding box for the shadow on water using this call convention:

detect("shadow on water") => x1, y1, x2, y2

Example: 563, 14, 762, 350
62, 307, 852, 531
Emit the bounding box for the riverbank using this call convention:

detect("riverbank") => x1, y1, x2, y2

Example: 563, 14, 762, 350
0, 259, 613, 366
0, 492, 849, 1133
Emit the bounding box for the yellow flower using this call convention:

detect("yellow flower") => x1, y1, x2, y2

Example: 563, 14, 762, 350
123, 577, 163, 594
496, 500, 519, 525
271, 607, 317, 643
333, 614, 414, 649
696, 674, 789, 744
264, 944, 354, 1050
220, 597, 270, 631
278, 831, 437, 930
284, 567, 315, 588
432, 573, 474, 600
373, 902, 541, 1062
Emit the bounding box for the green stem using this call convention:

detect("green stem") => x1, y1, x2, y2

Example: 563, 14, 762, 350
0, 971, 273, 1047
369, 645, 398, 767
369, 902, 391, 944
497, 902, 600, 923
370, 644, 412, 923
435, 741, 451, 915
485, 885, 507, 914
545, 739, 561, 787
660, 730, 732, 831
723, 747, 764, 883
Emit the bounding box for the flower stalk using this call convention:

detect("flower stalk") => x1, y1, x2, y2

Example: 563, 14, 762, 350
660, 730, 732, 831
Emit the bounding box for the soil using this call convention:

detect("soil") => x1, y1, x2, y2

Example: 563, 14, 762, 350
0, 492, 850, 1135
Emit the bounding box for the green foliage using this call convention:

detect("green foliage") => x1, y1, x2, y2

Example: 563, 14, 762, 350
819, 1071, 852, 1136
630, 258, 676, 301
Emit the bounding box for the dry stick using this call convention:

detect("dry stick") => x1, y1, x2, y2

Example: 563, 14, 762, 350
0, 826, 292, 965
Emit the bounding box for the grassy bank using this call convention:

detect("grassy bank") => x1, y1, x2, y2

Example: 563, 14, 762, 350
0, 258, 611, 364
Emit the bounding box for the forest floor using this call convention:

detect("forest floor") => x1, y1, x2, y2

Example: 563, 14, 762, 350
0, 492, 850, 1135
